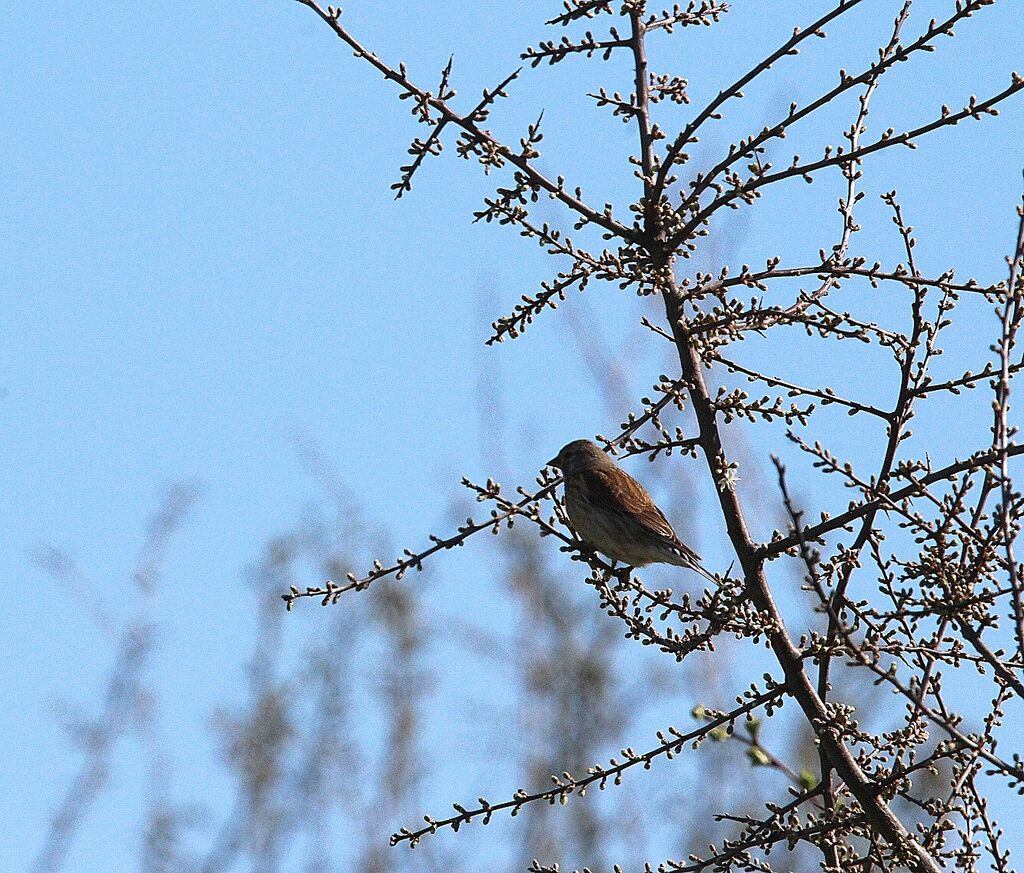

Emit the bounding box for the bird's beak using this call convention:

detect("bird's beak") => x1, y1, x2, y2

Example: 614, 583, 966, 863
546, 456, 560, 469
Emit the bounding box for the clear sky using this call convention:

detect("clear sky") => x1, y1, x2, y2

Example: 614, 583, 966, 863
3, 1, 1024, 871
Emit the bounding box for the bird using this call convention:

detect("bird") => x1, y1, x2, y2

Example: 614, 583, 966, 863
547, 439, 717, 583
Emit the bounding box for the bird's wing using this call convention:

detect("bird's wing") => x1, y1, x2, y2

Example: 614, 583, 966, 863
584, 467, 702, 562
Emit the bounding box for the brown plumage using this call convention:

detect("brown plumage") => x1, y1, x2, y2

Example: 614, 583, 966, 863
548, 439, 716, 582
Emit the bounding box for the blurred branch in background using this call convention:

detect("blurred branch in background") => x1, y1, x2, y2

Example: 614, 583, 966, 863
31, 485, 198, 873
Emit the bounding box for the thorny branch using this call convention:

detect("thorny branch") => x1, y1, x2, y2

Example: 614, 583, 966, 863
284, 376, 692, 608
287, 1, 1024, 871
390, 685, 784, 848
295, 0, 635, 239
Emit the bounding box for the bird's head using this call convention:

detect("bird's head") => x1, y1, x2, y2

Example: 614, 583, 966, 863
547, 439, 613, 475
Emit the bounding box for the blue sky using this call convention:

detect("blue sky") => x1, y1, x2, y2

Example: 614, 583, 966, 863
3, 1, 1024, 870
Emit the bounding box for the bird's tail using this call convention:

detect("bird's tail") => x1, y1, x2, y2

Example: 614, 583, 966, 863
665, 543, 728, 585
688, 558, 721, 585
669, 548, 726, 585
